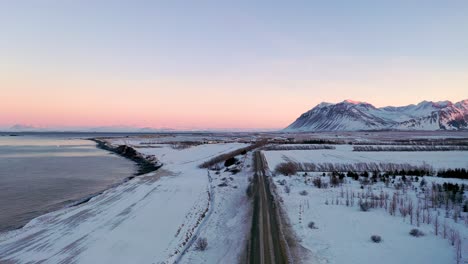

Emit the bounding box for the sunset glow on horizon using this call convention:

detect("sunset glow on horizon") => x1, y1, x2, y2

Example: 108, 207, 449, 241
1, 1, 467, 130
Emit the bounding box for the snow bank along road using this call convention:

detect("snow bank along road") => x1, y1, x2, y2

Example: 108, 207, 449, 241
249, 151, 289, 264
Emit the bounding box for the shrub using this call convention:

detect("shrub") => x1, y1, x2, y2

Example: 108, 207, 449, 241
224, 157, 238, 167
409, 229, 424, 237
275, 162, 298, 176
230, 168, 240, 174
246, 184, 253, 197
359, 201, 371, 212
348, 171, 359, 180
299, 190, 308, 196
194, 237, 208, 251
420, 178, 427, 187
330, 175, 340, 187
370, 235, 382, 243
312, 177, 323, 188
308, 221, 317, 229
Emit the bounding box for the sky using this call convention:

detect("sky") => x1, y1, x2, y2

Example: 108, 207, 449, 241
1, 0, 467, 130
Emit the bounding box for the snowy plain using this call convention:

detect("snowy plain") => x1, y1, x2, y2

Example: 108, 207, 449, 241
264, 146, 468, 264
272, 174, 465, 264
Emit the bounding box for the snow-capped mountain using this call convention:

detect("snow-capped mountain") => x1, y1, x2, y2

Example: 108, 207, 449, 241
286, 99, 468, 131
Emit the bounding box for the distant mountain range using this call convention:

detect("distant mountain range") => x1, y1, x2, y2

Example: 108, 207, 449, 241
3, 125, 176, 133
286, 99, 468, 131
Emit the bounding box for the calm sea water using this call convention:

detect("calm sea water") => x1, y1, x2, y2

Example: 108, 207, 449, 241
0, 133, 136, 232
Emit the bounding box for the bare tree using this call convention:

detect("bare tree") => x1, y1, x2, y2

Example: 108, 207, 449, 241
449, 229, 457, 246
389, 193, 397, 216
434, 215, 439, 236
416, 204, 421, 227
453, 207, 460, 223
408, 200, 414, 225
455, 234, 462, 264
443, 219, 447, 239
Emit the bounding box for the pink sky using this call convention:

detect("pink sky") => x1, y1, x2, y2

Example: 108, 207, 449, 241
1, 65, 467, 130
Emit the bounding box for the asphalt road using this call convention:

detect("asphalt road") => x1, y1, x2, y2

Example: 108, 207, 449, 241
249, 151, 288, 264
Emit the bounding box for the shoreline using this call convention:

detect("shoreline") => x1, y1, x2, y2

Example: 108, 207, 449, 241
1, 138, 162, 234
90, 138, 162, 177
67, 138, 163, 207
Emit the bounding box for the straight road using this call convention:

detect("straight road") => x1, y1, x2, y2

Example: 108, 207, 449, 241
249, 151, 289, 264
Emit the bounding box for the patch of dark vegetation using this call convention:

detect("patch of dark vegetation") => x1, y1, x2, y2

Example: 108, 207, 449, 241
409, 229, 424, 237
308, 221, 317, 229
275, 162, 298, 176
359, 201, 371, 212
194, 237, 208, 251
224, 157, 238, 167
437, 168, 468, 180
370, 235, 382, 243
430, 182, 466, 208
92, 139, 161, 175
230, 168, 241, 174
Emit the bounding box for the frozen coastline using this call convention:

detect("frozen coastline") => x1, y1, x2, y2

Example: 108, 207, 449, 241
0, 139, 250, 263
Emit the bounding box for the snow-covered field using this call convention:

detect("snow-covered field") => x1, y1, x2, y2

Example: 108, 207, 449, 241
0, 140, 251, 263
273, 174, 466, 264
264, 147, 467, 264
265, 145, 468, 170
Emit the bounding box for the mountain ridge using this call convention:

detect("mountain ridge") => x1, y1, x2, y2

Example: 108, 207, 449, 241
286, 99, 468, 131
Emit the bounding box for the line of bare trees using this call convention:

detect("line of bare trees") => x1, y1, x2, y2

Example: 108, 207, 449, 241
352, 138, 468, 146
170, 141, 203, 150
199, 141, 267, 169
264, 145, 335, 151
353, 145, 468, 152
275, 161, 435, 174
